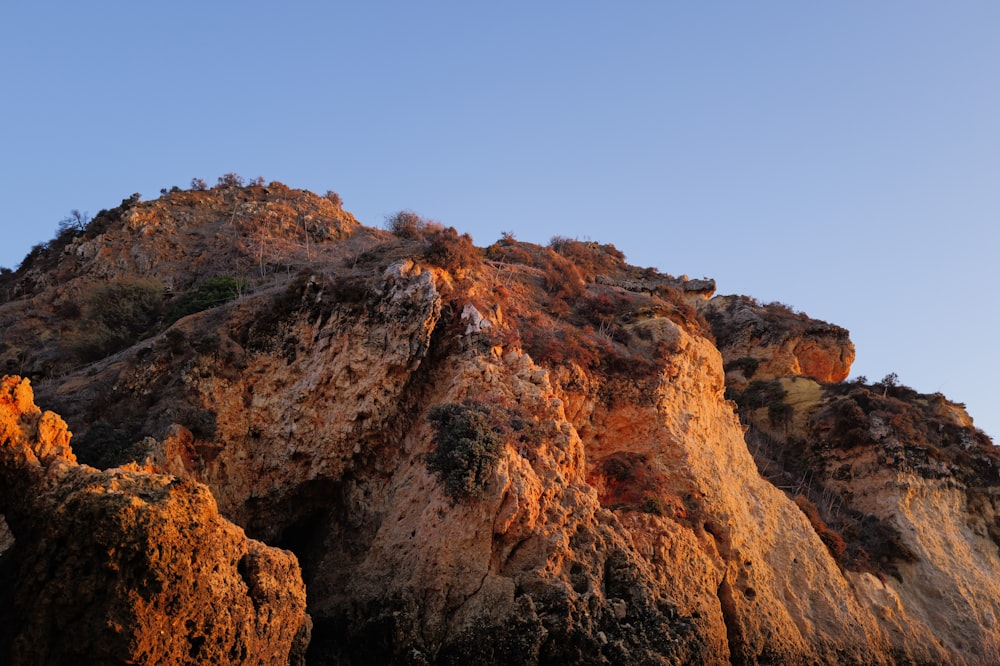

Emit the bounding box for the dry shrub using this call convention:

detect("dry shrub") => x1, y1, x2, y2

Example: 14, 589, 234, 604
542, 251, 584, 294
385, 210, 443, 239
795, 494, 847, 564
424, 227, 481, 273
324, 190, 343, 207
485, 239, 535, 266
216, 172, 245, 188
577, 291, 633, 328
521, 323, 602, 370
548, 237, 625, 277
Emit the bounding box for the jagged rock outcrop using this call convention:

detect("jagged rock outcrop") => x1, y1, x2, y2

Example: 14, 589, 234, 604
0, 375, 310, 665
595, 273, 716, 299
2, 182, 999, 664
122, 258, 888, 664
703, 294, 855, 385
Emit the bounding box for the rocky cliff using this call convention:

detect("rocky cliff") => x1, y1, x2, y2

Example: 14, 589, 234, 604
0, 375, 310, 665
0, 181, 997, 664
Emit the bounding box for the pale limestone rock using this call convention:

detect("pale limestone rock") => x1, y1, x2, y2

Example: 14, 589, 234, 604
460, 303, 492, 335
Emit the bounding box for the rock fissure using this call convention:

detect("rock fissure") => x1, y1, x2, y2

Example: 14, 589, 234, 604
716, 578, 745, 666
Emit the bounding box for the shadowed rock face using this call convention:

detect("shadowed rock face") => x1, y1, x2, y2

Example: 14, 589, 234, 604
0, 376, 310, 666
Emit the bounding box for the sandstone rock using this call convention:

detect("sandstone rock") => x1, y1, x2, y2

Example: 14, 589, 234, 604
736, 371, 1000, 664
109, 267, 888, 664
595, 273, 716, 299
703, 294, 855, 385
460, 303, 492, 335
3, 184, 999, 665
0, 375, 310, 665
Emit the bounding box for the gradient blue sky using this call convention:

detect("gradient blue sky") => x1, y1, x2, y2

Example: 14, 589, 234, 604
2, 2, 998, 436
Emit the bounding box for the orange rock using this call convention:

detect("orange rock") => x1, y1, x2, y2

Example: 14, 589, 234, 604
0, 375, 310, 665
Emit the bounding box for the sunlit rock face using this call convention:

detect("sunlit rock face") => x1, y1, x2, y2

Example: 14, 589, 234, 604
702, 295, 855, 386
0, 376, 310, 665
2, 184, 999, 664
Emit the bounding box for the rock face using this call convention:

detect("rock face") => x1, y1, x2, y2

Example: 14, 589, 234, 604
595, 273, 716, 299
723, 376, 1000, 664
703, 295, 855, 385
126, 262, 882, 664
0, 375, 310, 665
2, 183, 999, 664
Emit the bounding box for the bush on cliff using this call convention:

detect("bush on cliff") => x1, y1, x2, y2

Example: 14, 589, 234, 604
166, 276, 244, 325
69, 278, 165, 362
426, 402, 505, 501
794, 494, 847, 563
424, 226, 481, 273
386, 210, 441, 239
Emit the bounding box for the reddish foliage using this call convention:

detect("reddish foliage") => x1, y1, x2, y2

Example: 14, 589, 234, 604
795, 494, 847, 564
424, 227, 480, 273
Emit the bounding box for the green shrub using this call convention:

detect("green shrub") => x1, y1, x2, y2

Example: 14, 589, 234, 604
602, 456, 635, 483
94, 277, 163, 331
642, 496, 664, 515
71, 278, 165, 361
725, 356, 760, 379
72, 421, 145, 469
768, 401, 793, 427
426, 402, 505, 501
729, 379, 786, 411
166, 276, 244, 325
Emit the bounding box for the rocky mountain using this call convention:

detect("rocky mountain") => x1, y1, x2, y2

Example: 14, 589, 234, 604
1, 180, 997, 664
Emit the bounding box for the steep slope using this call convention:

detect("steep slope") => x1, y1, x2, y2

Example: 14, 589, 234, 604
708, 298, 1000, 664
1, 182, 999, 664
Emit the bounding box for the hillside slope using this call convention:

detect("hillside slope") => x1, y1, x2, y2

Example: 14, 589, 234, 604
1, 182, 997, 664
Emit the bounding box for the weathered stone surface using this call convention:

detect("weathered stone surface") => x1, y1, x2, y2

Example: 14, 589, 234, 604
2, 184, 999, 664
596, 273, 716, 298
0, 376, 310, 665
703, 294, 855, 385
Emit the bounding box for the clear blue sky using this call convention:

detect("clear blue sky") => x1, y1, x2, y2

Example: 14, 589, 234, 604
2, 2, 998, 437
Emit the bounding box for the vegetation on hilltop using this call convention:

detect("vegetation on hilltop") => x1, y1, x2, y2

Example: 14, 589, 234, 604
480, 231, 710, 377
0, 176, 361, 378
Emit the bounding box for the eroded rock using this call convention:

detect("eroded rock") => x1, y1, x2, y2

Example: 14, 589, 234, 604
703, 295, 855, 385
0, 376, 310, 665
